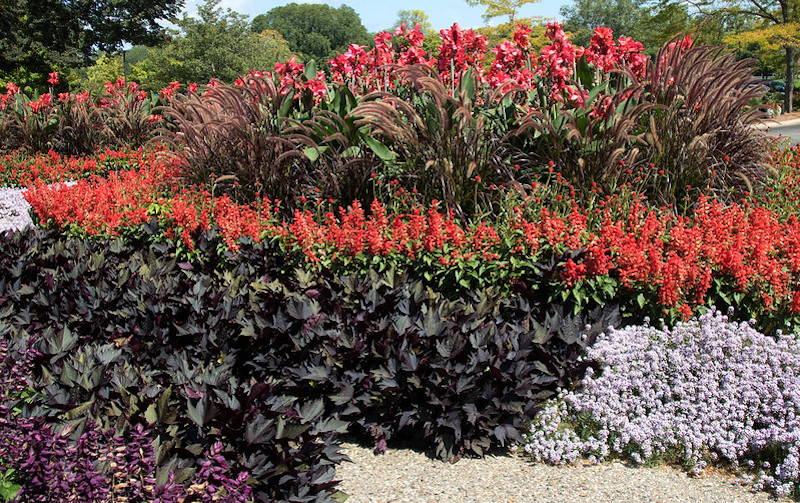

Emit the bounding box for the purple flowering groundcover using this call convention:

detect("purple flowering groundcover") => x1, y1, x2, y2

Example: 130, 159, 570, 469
520, 308, 800, 499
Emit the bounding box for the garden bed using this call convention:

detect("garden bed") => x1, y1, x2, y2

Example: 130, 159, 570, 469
1, 22, 799, 502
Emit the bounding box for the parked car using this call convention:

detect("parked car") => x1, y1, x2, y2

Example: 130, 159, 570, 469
747, 80, 785, 95
765, 80, 786, 93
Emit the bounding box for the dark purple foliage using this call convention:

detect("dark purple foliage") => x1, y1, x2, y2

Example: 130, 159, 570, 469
0, 409, 189, 502
0, 222, 615, 501
0, 416, 110, 502
0, 227, 351, 502
0, 407, 256, 502
190, 442, 252, 503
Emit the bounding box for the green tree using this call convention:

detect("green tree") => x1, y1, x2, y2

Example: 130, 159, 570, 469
561, 0, 647, 45
691, 0, 800, 111
73, 0, 184, 54
395, 9, 433, 31
251, 3, 372, 63
0, 0, 83, 91
0, 0, 182, 91
560, 0, 691, 50
465, 0, 542, 24
83, 54, 125, 91
132, 0, 292, 89
478, 22, 549, 51
724, 25, 788, 76
690, 7, 756, 45
641, 0, 694, 48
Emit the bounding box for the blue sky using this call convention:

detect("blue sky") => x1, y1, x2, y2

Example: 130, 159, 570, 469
187, 0, 570, 32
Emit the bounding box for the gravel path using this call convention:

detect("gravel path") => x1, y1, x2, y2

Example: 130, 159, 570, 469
335, 442, 790, 503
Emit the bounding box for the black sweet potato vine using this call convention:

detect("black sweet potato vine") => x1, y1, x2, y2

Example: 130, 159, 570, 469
0, 227, 344, 502
0, 224, 618, 499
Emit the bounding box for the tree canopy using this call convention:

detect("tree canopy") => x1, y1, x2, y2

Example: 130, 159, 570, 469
394, 9, 433, 32
0, 0, 182, 91
0, 0, 82, 86
691, 0, 800, 111
0, 0, 184, 92
560, 0, 692, 50
251, 3, 372, 63
131, 0, 292, 90
724, 21, 799, 75
561, 0, 648, 41
75, 0, 184, 54
465, 0, 542, 24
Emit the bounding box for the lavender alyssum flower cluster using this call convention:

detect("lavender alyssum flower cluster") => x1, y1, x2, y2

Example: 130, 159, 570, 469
519, 309, 800, 498
0, 187, 34, 233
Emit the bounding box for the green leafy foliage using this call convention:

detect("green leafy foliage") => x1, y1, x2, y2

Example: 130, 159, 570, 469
0, 0, 83, 92
132, 0, 293, 91
286, 85, 382, 209
0, 0, 181, 93
466, 0, 543, 24
560, 0, 692, 52
251, 3, 372, 65
0, 468, 20, 502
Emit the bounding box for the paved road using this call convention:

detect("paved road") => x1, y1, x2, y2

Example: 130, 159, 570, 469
765, 122, 800, 145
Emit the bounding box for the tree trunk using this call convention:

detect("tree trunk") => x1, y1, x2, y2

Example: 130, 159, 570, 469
785, 45, 794, 114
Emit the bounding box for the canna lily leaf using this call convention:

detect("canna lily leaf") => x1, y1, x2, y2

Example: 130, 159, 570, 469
575, 55, 593, 89
303, 59, 318, 81
303, 146, 329, 162
363, 134, 396, 161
